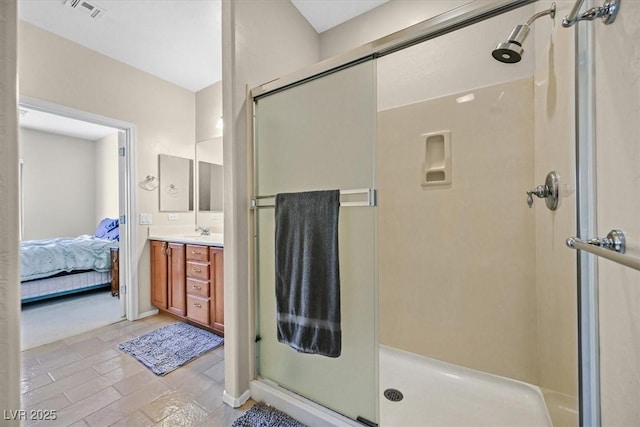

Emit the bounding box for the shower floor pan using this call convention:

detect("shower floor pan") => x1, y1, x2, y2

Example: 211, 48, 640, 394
380, 345, 552, 426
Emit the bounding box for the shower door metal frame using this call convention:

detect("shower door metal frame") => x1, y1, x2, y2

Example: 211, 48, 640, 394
575, 2, 601, 425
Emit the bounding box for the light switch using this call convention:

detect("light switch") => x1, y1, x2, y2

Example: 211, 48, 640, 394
168, 213, 179, 221
139, 213, 152, 225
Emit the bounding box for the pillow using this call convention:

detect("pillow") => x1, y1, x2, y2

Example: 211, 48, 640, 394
104, 227, 120, 241
95, 217, 119, 238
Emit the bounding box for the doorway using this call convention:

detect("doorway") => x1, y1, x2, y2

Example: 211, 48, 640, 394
18, 96, 138, 349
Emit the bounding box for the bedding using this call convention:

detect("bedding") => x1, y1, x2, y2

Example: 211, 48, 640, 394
21, 235, 117, 282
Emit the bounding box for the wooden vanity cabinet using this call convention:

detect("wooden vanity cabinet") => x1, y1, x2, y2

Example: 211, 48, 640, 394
167, 243, 186, 317
210, 247, 224, 334
186, 244, 211, 326
150, 239, 224, 335
150, 240, 168, 309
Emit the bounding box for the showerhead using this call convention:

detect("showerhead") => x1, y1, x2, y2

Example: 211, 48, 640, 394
492, 43, 523, 63
492, 3, 556, 64
492, 24, 529, 63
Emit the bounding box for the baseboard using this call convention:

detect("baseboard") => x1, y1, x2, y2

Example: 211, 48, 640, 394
249, 379, 363, 427
223, 389, 251, 408
137, 308, 159, 319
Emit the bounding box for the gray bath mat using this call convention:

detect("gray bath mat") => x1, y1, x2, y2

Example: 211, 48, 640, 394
118, 322, 223, 376
232, 402, 307, 427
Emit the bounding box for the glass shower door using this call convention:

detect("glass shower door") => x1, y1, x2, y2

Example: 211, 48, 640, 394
253, 60, 377, 423
592, 2, 640, 424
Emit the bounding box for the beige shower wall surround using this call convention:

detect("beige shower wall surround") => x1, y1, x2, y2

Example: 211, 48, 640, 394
378, 77, 538, 384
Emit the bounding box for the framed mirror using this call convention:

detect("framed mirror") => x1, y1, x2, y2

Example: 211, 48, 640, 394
158, 154, 194, 212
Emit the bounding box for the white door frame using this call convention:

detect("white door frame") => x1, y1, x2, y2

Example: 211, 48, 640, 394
19, 96, 139, 321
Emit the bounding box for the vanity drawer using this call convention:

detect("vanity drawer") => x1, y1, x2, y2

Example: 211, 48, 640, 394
186, 261, 209, 281
186, 244, 209, 262
187, 278, 210, 298
187, 295, 210, 325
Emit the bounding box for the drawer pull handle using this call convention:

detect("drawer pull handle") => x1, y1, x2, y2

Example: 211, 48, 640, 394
192, 285, 202, 290
192, 251, 202, 255
193, 302, 202, 308
192, 268, 202, 273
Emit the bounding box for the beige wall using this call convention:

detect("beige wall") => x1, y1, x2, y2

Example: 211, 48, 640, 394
375, 5, 535, 111
532, 2, 578, 425
0, 0, 21, 422
20, 126, 119, 239
596, 1, 640, 424
528, 2, 579, 424
222, 0, 320, 403
319, 0, 470, 60
378, 78, 538, 383
18, 21, 196, 315
20, 128, 98, 240
336, 1, 551, 383
95, 132, 120, 223
196, 80, 223, 143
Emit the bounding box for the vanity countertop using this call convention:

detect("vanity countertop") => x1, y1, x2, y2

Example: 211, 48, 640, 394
148, 233, 224, 248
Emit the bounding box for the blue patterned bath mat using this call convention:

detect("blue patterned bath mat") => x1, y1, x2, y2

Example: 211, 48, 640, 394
118, 322, 223, 376
231, 402, 307, 427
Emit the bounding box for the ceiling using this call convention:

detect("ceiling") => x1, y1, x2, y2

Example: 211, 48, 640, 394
291, 0, 388, 33
18, 0, 388, 93
17, 0, 387, 139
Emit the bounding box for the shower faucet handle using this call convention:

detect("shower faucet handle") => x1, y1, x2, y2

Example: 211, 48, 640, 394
527, 185, 549, 207
526, 171, 559, 210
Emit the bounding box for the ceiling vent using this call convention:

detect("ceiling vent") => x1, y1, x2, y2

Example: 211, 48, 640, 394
62, 0, 106, 19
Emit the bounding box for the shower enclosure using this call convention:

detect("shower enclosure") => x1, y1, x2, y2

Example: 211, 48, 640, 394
248, 0, 636, 425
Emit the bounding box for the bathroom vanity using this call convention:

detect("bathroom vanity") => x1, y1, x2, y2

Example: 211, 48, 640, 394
150, 236, 224, 336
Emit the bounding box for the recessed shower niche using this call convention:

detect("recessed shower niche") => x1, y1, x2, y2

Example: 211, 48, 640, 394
422, 130, 451, 186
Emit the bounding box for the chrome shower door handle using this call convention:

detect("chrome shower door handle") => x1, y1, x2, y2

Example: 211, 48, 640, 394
526, 171, 559, 210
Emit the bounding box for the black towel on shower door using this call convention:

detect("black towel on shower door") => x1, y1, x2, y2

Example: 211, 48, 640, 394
274, 190, 341, 358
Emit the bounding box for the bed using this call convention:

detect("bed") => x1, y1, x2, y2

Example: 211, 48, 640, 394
21, 218, 119, 303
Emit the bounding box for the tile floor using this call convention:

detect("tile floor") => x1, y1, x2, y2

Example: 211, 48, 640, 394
21, 313, 252, 426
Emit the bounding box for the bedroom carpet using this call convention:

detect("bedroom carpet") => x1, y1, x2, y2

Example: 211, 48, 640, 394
21, 289, 123, 350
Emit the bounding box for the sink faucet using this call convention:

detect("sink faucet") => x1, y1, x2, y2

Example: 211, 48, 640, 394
196, 226, 210, 236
